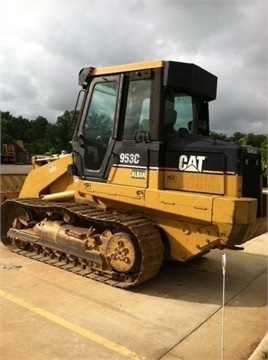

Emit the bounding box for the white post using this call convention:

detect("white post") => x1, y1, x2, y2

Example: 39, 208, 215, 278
221, 253, 226, 360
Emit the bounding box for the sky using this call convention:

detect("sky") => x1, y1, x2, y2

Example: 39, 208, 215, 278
1, 0, 267, 135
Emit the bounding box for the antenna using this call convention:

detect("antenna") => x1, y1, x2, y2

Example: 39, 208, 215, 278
221, 253, 227, 360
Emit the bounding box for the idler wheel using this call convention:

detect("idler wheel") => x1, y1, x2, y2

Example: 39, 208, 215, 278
1, 202, 33, 245
106, 232, 141, 273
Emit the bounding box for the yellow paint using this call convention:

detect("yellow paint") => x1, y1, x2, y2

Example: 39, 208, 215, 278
147, 189, 213, 222
77, 180, 146, 206
154, 216, 220, 260
212, 197, 257, 225
0, 290, 146, 360
75, 167, 266, 256
108, 166, 147, 188
148, 169, 164, 189
164, 171, 224, 195
224, 175, 242, 197
90, 60, 165, 76
19, 154, 74, 198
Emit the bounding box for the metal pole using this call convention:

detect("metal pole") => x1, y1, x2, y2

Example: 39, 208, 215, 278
221, 253, 226, 360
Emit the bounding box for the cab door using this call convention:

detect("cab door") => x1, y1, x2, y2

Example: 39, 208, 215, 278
72, 76, 119, 180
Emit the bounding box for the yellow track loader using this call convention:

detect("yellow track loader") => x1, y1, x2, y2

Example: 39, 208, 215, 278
1, 60, 266, 288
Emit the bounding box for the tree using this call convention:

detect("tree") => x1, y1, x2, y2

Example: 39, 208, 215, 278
229, 132, 245, 144
54, 110, 75, 153
210, 131, 228, 141
260, 138, 267, 166
211, 130, 267, 165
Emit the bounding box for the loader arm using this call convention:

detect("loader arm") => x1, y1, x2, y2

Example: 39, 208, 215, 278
19, 154, 74, 198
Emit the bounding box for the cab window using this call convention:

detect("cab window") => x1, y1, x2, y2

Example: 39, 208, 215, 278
83, 81, 118, 170
123, 79, 151, 136
164, 92, 208, 136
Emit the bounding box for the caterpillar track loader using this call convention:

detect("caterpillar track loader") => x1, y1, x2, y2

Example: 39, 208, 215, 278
1, 60, 266, 288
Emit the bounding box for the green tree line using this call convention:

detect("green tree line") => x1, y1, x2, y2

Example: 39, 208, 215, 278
1, 110, 74, 155
210, 131, 267, 166
1, 110, 267, 165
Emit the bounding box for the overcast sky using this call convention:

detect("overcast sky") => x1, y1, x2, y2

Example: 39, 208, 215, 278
1, 0, 267, 135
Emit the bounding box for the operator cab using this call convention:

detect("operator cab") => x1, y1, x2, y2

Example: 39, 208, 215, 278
161, 61, 216, 139
70, 60, 217, 180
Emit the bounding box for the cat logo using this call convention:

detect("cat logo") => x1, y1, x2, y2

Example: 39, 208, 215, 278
178, 155, 206, 172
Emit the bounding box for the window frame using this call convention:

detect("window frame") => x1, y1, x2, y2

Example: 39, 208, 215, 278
76, 75, 120, 178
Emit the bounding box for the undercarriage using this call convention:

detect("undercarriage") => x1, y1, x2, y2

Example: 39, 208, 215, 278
1, 199, 164, 288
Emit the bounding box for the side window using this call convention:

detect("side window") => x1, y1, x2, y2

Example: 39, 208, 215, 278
164, 92, 208, 136
173, 95, 194, 131
83, 81, 118, 170
164, 93, 197, 136
123, 79, 151, 136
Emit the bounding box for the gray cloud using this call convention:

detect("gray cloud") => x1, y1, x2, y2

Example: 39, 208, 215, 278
1, 0, 267, 135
